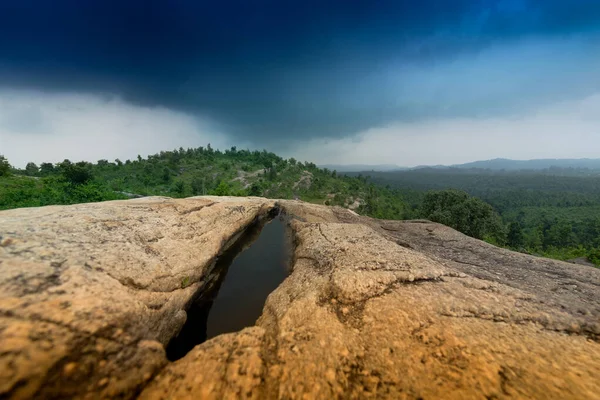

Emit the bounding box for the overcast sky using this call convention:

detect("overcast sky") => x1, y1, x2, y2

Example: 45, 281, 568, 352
1, 0, 599, 167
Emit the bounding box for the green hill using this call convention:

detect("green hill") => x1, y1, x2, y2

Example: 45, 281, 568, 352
0, 147, 404, 220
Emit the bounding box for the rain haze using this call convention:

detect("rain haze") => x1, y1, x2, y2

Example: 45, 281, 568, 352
1, 0, 599, 167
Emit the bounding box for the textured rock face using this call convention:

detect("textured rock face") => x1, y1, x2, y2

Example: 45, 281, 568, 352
1, 197, 599, 399
0, 196, 275, 399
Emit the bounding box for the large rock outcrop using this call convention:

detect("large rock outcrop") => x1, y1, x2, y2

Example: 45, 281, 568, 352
1, 197, 598, 399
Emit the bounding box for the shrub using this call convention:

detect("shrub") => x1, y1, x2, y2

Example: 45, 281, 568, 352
589, 249, 600, 267
0, 155, 11, 177
57, 160, 93, 185
421, 189, 505, 241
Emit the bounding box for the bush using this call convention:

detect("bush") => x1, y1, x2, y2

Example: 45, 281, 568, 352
0, 175, 126, 210
421, 189, 505, 241
0, 155, 11, 177
25, 162, 39, 176
172, 180, 186, 197
589, 249, 600, 266
40, 162, 55, 175
191, 177, 205, 195
248, 182, 263, 196
211, 181, 230, 196
58, 160, 93, 185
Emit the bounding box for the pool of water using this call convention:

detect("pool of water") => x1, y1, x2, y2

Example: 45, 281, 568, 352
166, 212, 291, 361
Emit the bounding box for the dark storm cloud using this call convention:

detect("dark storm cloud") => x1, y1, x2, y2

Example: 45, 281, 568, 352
1, 0, 599, 141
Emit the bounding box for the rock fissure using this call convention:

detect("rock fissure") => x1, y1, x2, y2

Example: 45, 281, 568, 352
164, 206, 290, 362
325, 275, 446, 329
178, 201, 217, 215
1, 197, 599, 400
317, 224, 335, 245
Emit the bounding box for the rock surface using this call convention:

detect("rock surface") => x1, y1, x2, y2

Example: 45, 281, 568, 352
1, 197, 599, 399
0, 196, 275, 399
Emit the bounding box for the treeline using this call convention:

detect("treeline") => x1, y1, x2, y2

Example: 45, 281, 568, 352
0, 148, 405, 220
2, 151, 598, 266
0, 157, 126, 209
357, 169, 600, 200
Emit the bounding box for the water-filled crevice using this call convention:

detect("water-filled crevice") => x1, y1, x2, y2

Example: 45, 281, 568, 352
166, 207, 291, 361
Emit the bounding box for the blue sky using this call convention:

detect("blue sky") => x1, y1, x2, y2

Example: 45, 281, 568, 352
1, 0, 599, 166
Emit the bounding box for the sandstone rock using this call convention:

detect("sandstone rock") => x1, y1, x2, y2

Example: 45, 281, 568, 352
0, 196, 275, 398
1, 197, 599, 399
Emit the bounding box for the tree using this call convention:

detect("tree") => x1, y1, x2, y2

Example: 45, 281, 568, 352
527, 226, 544, 250
57, 160, 93, 185
191, 177, 205, 195
0, 155, 10, 176
162, 167, 172, 184
248, 182, 262, 196
362, 184, 378, 215
212, 181, 230, 196
40, 163, 55, 175
507, 222, 525, 249
589, 249, 600, 267
267, 165, 277, 181
421, 189, 504, 241
172, 180, 186, 197
25, 162, 39, 176
263, 160, 273, 170
543, 220, 575, 249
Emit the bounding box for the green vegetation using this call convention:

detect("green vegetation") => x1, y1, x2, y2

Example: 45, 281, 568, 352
0, 174, 126, 210
181, 276, 191, 289
0, 147, 405, 220
2, 149, 598, 268
0, 155, 11, 177
421, 189, 504, 243
357, 168, 600, 267
590, 249, 600, 265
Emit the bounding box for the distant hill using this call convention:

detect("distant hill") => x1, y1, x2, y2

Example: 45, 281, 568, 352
446, 158, 600, 171
330, 158, 600, 173
319, 164, 407, 172
1, 147, 406, 220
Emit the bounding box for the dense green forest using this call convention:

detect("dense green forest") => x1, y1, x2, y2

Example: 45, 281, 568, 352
352, 168, 600, 266
1, 151, 598, 267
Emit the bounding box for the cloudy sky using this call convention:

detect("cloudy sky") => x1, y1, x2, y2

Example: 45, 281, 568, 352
1, 0, 599, 167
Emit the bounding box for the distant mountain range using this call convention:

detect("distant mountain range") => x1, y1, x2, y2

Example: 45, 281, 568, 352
323, 158, 600, 172
448, 158, 600, 171
319, 164, 408, 172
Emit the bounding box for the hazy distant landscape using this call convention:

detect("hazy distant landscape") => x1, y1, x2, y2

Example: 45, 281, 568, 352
448, 158, 600, 171
324, 158, 600, 173
345, 159, 600, 265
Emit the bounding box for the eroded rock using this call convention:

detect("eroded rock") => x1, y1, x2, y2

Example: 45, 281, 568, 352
1, 197, 599, 399
0, 196, 275, 399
